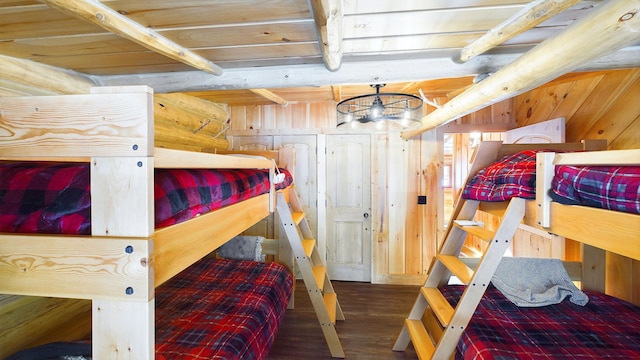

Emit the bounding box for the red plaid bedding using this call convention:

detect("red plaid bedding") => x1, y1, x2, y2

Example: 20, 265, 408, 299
0, 162, 293, 234
550, 165, 640, 215
5, 258, 293, 360
462, 150, 538, 202
462, 150, 537, 201
441, 285, 640, 360
462, 150, 640, 214
155, 258, 293, 360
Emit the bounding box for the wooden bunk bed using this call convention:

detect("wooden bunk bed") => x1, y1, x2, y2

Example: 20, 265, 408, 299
0, 86, 295, 359
394, 141, 640, 359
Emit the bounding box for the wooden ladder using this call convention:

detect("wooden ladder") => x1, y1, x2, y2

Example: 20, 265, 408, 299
276, 188, 345, 358
392, 197, 526, 360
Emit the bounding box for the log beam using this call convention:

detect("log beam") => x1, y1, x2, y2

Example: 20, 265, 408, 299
309, 0, 343, 71
456, 0, 581, 63
401, 0, 640, 139
0, 54, 96, 94
249, 89, 289, 106
42, 0, 223, 75
331, 85, 342, 102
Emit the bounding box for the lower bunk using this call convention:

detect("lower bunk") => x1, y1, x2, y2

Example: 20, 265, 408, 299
442, 285, 640, 360
7, 257, 294, 360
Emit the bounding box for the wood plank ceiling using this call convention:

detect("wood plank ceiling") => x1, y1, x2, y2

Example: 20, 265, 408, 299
1, 0, 639, 134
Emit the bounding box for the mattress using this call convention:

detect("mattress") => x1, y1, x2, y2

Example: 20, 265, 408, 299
550, 164, 640, 215
6, 258, 293, 360
0, 162, 293, 234
441, 285, 640, 360
462, 150, 640, 214
462, 150, 538, 202
155, 258, 293, 359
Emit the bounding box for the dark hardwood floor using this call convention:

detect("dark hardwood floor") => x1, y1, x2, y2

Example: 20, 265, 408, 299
268, 280, 420, 360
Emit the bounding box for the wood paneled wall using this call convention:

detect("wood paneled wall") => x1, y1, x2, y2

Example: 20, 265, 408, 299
226, 69, 640, 303
228, 98, 517, 286
515, 68, 640, 305
516, 68, 640, 150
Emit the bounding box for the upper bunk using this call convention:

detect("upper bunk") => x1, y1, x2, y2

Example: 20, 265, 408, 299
0, 85, 291, 298
456, 141, 639, 261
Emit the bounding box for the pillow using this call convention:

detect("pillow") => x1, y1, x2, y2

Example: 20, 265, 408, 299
217, 235, 265, 261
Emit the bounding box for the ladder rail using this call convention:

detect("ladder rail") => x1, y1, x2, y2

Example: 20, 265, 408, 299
276, 190, 346, 358
394, 197, 527, 360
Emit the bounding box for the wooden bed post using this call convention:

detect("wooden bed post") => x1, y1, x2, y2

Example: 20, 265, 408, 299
90, 86, 156, 359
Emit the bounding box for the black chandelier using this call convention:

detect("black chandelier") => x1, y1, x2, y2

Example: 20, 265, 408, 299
336, 84, 423, 133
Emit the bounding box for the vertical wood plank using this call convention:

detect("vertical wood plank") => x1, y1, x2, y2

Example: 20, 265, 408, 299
371, 134, 388, 281
245, 105, 262, 130
405, 137, 422, 275
290, 103, 308, 128
316, 134, 327, 261
581, 244, 606, 293
420, 129, 440, 271
262, 104, 277, 129
606, 252, 633, 302
229, 106, 247, 131
93, 299, 154, 360
91, 157, 154, 237
276, 105, 293, 129
387, 134, 407, 274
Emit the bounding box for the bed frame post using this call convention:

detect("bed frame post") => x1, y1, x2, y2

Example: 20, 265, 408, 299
535, 152, 555, 228
89, 86, 156, 359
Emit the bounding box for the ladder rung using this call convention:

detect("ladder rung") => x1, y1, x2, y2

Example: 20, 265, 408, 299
324, 292, 337, 324
302, 239, 316, 257
405, 319, 435, 360
437, 254, 474, 284
313, 265, 326, 290
421, 287, 454, 327
461, 244, 483, 258
454, 222, 495, 241
292, 212, 305, 225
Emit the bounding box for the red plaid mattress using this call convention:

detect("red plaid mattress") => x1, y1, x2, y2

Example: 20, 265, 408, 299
155, 258, 293, 359
5, 258, 293, 360
441, 285, 640, 360
462, 150, 640, 215
550, 164, 640, 215
0, 162, 293, 234
462, 150, 538, 202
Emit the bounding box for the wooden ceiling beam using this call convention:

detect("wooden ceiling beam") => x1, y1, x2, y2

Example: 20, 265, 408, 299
0, 54, 96, 94
100, 46, 640, 92
249, 89, 289, 106
457, 0, 581, 63
309, 0, 343, 71
42, 0, 224, 76
401, 0, 640, 139
331, 85, 342, 102
399, 82, 421, 94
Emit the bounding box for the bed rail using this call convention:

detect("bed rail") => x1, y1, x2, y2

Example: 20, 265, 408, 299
535, 148, 640, 260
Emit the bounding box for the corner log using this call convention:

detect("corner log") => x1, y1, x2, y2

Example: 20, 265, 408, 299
154, 93, 230, 152
401, 0, 640, 139
0, 54, 96, 95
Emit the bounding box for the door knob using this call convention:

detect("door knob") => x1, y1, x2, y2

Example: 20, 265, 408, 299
363, 212, 369, 218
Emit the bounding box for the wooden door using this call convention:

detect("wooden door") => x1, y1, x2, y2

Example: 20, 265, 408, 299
326, 134, 371, 282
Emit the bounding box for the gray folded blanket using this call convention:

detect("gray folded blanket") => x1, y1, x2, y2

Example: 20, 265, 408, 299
218, 235, 265, 262
491, 257, 589, 307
